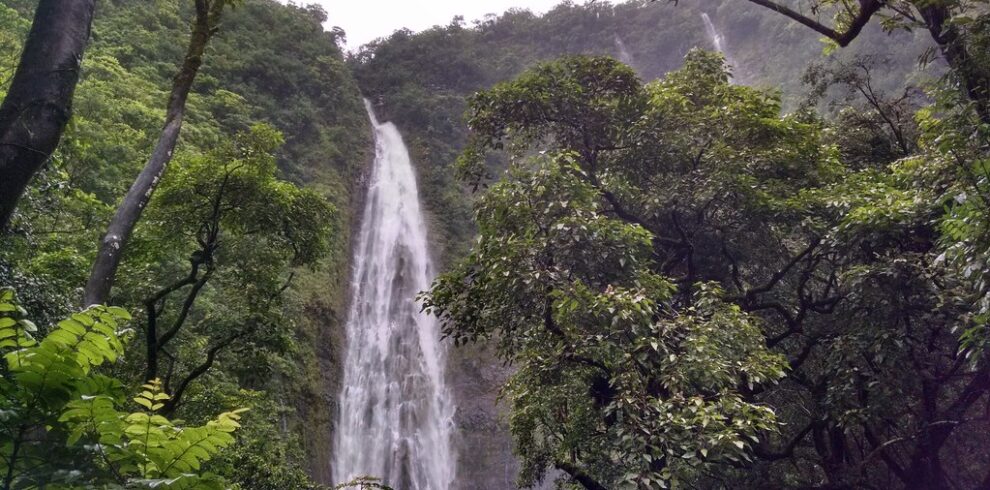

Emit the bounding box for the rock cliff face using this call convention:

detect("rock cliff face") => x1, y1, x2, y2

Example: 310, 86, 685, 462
305, 139, 374, 485
447, 343, 561, 489
448, 344, 519, 489
296, 297, 344, 484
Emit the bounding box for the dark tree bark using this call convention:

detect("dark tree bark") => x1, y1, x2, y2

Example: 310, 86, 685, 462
916, 4, 990, 123
160, 331, 242, 415
0, 0, 96, 229
743, 0, 882, 47
83, 0, 225, 306
555, 460, 608, 490
142, 159, 225, 384
143, 257, 212, 383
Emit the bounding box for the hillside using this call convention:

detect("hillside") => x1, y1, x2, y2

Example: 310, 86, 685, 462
1, 0, 987, 489
352, 0, 937, 266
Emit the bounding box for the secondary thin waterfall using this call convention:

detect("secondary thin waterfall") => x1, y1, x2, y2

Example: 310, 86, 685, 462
701, 13, 736, 81
613, 34, 634, 67
332, 100, 455, 489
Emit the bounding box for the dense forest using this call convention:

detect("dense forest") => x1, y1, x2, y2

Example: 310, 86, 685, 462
0, 1, 368, 487
1, 0, 989, 489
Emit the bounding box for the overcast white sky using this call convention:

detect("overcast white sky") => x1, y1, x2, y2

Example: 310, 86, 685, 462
306, 0, 566, 49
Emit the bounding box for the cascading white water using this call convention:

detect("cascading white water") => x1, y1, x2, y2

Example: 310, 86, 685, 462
613, 34, 634, 67
701, 13, 725, 53
701, 13, 736, 81
332, 100, 455, 489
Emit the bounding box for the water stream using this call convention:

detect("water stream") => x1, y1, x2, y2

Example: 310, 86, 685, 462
614, 34, 634, 67
701, 13, 736, 81
331, 100, 456, 490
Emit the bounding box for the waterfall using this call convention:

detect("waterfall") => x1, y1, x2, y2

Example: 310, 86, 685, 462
701, 13, 736, 80
614, 34, 634, 67
332, 100, 456, 490
701, 13, 725, 53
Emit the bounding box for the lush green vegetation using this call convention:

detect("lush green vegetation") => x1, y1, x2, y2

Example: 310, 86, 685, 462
420, 6, 990, 490
351, 0, 935, 262
1, 288, 246, 488
2, 0, 990, 488
1, 0, 367, 487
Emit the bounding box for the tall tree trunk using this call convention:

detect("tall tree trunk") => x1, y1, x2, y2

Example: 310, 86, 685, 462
83, 0, 224, 306
0, 0, 95, 229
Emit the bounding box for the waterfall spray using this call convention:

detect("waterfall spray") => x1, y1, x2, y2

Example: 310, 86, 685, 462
332, 100, 456, 490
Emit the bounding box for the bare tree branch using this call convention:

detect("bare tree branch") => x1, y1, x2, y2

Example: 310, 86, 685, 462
743, 0, 883, 47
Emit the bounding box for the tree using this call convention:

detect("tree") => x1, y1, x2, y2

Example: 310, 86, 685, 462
802, 54, 923, 167
737, 0, 990, 122
427, 54, 803, 489
433, 51, 990, 488
135, 124, 334, 414
0, 0, 96, 229
428, 158, 786, 488
85, 0, 231, 306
